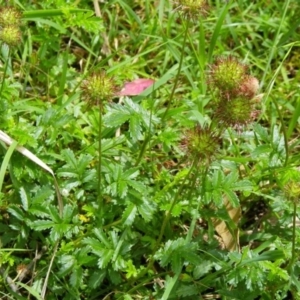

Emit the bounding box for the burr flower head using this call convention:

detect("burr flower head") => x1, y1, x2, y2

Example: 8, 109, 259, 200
215, 95, 253, 128
209, 56, 248, 96
175, 0, 209, 18
182, 126, 220, 162
0, 6, 22, 27
0, 25, 21, 46
281, 168, 300, 200
81, 71, 117, 103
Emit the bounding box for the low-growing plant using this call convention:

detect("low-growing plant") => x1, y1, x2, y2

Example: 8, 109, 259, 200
0, 0, 299, 299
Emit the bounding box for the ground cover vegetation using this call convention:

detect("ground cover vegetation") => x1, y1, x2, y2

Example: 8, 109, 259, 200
0, 0, 299, 299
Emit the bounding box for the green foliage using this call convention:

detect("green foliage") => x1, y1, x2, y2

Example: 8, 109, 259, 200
0, 0, 299, 299
204, 168, 253, 207
154, 238, 202, 273
104, 97, 160, 141
57, 149, 96, 199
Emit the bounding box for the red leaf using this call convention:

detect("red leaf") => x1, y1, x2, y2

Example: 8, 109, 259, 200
117, 78, 155, 96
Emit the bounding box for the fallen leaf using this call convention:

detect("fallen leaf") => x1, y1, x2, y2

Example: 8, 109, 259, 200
117, 78, 155, 96
212, 197, 241, 252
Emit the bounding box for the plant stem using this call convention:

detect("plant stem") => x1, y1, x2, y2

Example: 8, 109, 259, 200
149, 158, 197, 265
186, 165, 208, 242
160, 162, 206, 300
135, 135, 150, 167
135, 97, 155, 167
288, 200, 297, 272
273, 98, 289, 166
0, 46, 10, 98
98, 103, 103, 220
161, 15, 190, 123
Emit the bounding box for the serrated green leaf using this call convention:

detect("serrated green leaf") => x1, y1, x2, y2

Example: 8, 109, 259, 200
171, 251, 182, 273
83, 237, 102, 250
70, 267, 83, 287
58, 255, 75, 276
129, 114, 143, 141
176, 284, 198, 297
138, 198, 156, 222
181, 248, 202, 265
64, 11, 103, 34
113, 256, 127, 271
19, 187, 29, 211
212, 169, 224, 187
223, 189, 239, 207
122, 203, 137, 226
61, 148, 77, 167
97, 249, 114, 268
93, 229, 112, 248
123, 167, 139, 179
7, 206, 25, 221
109, 231, 118, 248
155, 238, 186, 267
101, 135, 126, 152
263, 261, 289, 281
107, 182, 118, 197
251, 145, 272, 158
232, 180, 253, 191
88, 269, 106, 289
108, 268, 122, 285
212, 189, 222, 206
62, 204, 75, 222
31, 186, 54, 203
125, 259, 138, 278
31, 220, 55, 231
76, 247, 92, 264
193, 261, 214, 279
118, 179, 128, 198
223, 170, 239, 186
127, 180, 147, 195
253, 124, 269, 141
104, 105, 131, 127
171, 203, 182, 217
52, 223, 74, 239
48, 205, 61, 223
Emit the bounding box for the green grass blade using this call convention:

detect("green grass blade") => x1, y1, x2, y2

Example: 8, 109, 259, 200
0, 141, 18, 197
260, 0, 291, 87
208, 0, 233, 62
15, 282, 43, 300
288, 97, 300, 139
22, 9, 90, 19
57, 50, 69, 105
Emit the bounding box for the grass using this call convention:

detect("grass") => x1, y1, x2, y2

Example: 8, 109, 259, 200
0, 0, 300, 299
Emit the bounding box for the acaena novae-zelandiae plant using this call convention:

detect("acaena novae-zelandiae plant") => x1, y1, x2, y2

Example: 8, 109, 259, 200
278, 168, 300, 274
0, 5, 23, 131
176, 56, 261, 242
174, 0, 209, 19
162, 0, 209, 122
153, 55, 262, 298
181, 57, 260, 168
0, 6, 22, 47
209, 56, 260, 129
81, 71, 118, 222
0, 6, 22, 27
154, 3, 261, 271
